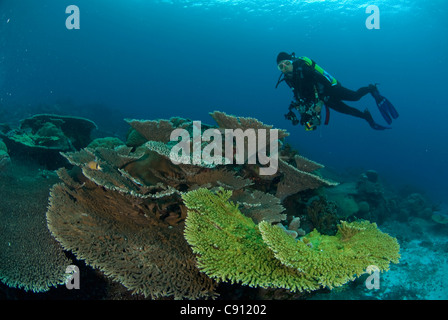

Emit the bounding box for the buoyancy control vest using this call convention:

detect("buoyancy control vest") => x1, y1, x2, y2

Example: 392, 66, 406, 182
277, 56, 337, 130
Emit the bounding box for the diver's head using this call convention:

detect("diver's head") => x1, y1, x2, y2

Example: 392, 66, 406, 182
276, 52, 294, 74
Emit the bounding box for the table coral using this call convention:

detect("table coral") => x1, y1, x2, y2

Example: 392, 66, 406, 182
182, 188, 320, 292
45, 111, 340, 298
0, 163, 72, 292
125, 117, 192, 144
0, 114, 97, 169
260, 220, 400, 289
8, 114, 97, 150
209, 110, 289, 140
276, 159, 338, 200
47, 170, 217, 299
183, 188, 400, 292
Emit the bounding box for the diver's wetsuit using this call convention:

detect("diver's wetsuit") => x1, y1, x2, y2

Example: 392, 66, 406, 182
324, 84, 373, 119
284, 59, 375, 121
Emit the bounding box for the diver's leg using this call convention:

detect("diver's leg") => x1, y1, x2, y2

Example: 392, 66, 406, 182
327, 99, 386, 129
327, 99, 366, 119
330, 84, 374, 101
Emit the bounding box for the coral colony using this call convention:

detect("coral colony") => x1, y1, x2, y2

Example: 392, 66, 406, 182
0, 111, 400, 299
169, 120, 279, 175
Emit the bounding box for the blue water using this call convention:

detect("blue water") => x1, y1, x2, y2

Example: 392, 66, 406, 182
1, 0, 446, 202
0, 0, 447, 300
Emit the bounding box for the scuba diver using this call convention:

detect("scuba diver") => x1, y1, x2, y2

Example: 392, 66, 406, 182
275, 52, 399, 131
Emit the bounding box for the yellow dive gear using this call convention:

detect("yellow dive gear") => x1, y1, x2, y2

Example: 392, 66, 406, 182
305, 121, 316, 131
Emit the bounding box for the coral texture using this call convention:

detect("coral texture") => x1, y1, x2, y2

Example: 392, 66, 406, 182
6, 113, 96, 150
209, 110, 289, 140
0, 163, 71, 292
0, 114, 97, 169
46, 111, 338, 298
182, 188, 319, 292
125, 117, 192, 144
125, 112, 335, 200
260, 220, 400, 289
293, 154, 324, 172
183, 188, 400, 292
47, 169, 217, 299
276, 159, 338, 200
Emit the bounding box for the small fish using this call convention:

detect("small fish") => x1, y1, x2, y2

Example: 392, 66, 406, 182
86, 160, 102, 171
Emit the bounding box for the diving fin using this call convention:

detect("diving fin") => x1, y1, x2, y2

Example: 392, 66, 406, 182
370, 85, 399, 125
369, 122, 391, 131
364, 109, 391, 130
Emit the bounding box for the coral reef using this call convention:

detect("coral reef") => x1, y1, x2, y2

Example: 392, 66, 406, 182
317, 170, 436, 232
260, 219, 400, 289
124, 111, 336, 200
316, 169, 440, 237
183, 188, 319, 292
0, 162, 72, 292
320, 170, 389, 223
47, 169, 217, 299
125, 117, 192, 145
3, 114, 97, 150
431, 213, 448, 225
47, 142, 223, 299
87, 137, 125, 149
209, 110, 288, 141
183, 188, 400, 292
0, 114, 97, 168
398, 193, 432, 220
231, 189, 286, 223
44, 111, 337, 298
287, 216, 306, 237
276, 159, 338, 200
325, 184, 360, 219
3, 108, 443, 301
305, 196, 338, 235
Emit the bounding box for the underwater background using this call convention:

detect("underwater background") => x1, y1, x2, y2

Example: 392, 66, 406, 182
0, 0, 447, 301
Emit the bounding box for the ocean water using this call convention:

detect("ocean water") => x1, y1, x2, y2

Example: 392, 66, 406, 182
0, 0, 447, 301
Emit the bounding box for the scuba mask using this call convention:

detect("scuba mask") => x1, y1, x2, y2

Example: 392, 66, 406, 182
277, 60, 293, 72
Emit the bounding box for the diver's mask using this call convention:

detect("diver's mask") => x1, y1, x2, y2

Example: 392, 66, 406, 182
277, 60, 293, 72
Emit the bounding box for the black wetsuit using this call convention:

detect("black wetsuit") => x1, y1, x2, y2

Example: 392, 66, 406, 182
283, 59, 374, 121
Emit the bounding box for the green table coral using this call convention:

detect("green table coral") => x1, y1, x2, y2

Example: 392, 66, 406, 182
260, 220, 400, 289
182, 188, 400, 292
182, 188, 320, 292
